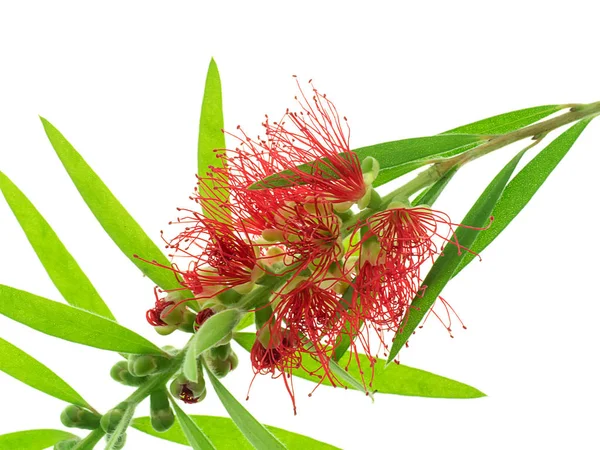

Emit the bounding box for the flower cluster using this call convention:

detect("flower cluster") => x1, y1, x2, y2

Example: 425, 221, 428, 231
146, 80, 473, 413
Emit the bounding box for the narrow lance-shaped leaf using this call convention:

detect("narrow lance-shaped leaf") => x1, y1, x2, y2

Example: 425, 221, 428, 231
40, 117, 184, 293
235, 333, 484, 399
254, 134, 484, 189
132, 415, 340, 450
184, 309, 241, 382
205, 368, 286, 450
387, 148, 528, 364
0, 172, 114, 319
0, 337, 92, 409
454, 119, 591, 276
443, 104, 564, 135
0, 285, 163, 356
0, 429, 78, 450
169, 397, 217, 450
198, 58, 229, 223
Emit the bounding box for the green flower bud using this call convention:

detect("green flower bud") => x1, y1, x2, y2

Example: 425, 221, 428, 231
127, 354, 169, 377
60, 405, 100, 430
205, 347, 239, 378
53, 438, 81, 450
169, 374, 206, 404
177, 310, 197, 333
110, 360, 147, 387
150, 387, 175, 432
361, 156, 380, 185
209, 343, 232, 361
100, 403, 128, 433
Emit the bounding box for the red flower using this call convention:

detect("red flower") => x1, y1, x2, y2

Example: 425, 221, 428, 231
249, 333, 301, 414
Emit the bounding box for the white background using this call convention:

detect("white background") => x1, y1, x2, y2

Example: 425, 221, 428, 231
1, 1, 599, 449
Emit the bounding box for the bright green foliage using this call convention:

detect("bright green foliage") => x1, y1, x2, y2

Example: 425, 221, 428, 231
0, 337, 91, 409
206, 369, 286, 450
39, 117, 183, 293
132, 415, 341, 450
455, 119, 591, 275
443, 104, 563, 135
198, 58, 229, 222
0, 429, 77, 450
169, 398, 216, 450
0, 172, 114, 319
0, 285, 163, 356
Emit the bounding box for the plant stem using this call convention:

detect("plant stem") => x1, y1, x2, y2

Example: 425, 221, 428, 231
342, 100, 600, 234
72, 428, 105, 450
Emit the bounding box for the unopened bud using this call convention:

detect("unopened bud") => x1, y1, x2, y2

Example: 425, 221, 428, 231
100, 403, 128, 433
53, 438, 81, 450
60, 405, 100, 430
110, 360, 147, 387
217, 289, 242, 307
127, 354, 169, 377
150, 387, 175, 432
361, 156, 380, 185
206, 349, 239, 378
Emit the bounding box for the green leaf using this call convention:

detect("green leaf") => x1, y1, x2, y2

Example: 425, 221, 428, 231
184, 310, 241, 382
412, 166, 458, 206
235, 312, 255, 331
0, 172, 114, 320
328, 359, 373, 400
443, 104, 563, 135
454, 119, 591, 276
386, 148, 528, 364
0, 336, 91, 409
205, 368, 286, 450
198, 58, 229, 222
132, 415, 340, 450
0, 285, 163, 355
235, 333, 484, 398
169, 397, 217, 450
39, 117, 183, 293
0, 429, 77, 450
254, 135, 484, 189
105, 403, 135, 450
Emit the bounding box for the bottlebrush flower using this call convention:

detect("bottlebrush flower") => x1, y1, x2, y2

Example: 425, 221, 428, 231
214, 79, 366, 209
249, 332, 302, 414
150, 209, 263, 301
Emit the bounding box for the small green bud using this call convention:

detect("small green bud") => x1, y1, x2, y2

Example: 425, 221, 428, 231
110, 360, 147, 387
206, 348, 239, 378
361, 156, 380, 185
60, 405, 100, 430
101, 403, 128, 433
150, 387, 175, 432
154, 324, 177, 336
53, 438, 81, 450
209, 343, 232, 361
127, 354, 169, 377
178, 310, 197, 333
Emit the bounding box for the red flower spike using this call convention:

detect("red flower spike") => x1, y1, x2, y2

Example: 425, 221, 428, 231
150, 210, 262, 301
268, 281, 352, 386
261, 80, 366, 204
249, 333, 301, 414
366, 206, 485, 271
